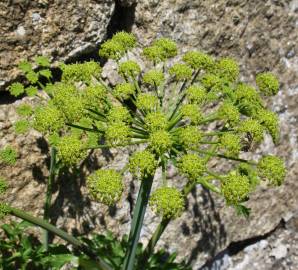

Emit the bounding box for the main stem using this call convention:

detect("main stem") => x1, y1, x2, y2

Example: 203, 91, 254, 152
43, 146, 56, 251
122, 175, 154, 270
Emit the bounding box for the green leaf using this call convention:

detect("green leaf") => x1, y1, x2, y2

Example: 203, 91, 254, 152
8, 82, 25, 97
43, 254, 79, 268
18, 60, 33, 73
35, 56, 50, 67
14, 120, 30, 134
39, 69, 52, 79
25, 86, 38, 96
234, 204, 251, 218
26, 71, 39, 83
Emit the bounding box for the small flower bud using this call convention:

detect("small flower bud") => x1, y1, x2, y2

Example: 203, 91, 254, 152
57, 135, 87, 166
105, 122, 131, 146
150, 187, 184, 218
256, 72, 279, 96
87, 169, 123, 206
129, 150, 157, 179
178, 154, 205, 180
149, 131, 172, 155
220, 133, 241, 157
238, 119, 264, 143
114, 83, 135, 100
118, 60, 141, 78
178, 126, 202, 150
144, 112, 167, 132
216, 57, 239, 82
180, 104, 202, 125
221, 172, 250, 205
169, 63, 192, 81
136, 93, 159, 111
183, 51, 215, 71
185, 85, 207, 105
257, 155, 286, 186
143, 69, 165, 87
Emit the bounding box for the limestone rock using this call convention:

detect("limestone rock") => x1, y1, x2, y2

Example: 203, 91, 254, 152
0, 0, 114, 89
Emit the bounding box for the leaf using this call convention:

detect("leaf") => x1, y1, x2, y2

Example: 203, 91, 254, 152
25, 86, 38, 96
234, 204, 251, 218
26, 71, 39, 84
18, 60, 33, 73
39, 69, 52, 79
35, 56, 50, 67
8, 82, 25, 97
43, 254, 79, 268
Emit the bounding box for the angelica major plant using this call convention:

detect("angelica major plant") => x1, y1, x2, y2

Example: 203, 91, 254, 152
1, 31, 286, 270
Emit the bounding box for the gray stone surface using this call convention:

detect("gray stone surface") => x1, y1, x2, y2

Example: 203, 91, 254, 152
0, 0, 114, 89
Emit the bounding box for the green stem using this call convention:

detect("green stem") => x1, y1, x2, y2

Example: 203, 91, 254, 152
43, 147, 56, 251
122, 175, 154, 270
8, 206, 112, 270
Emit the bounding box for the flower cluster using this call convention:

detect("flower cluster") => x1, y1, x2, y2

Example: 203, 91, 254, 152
10, 32, 286, 217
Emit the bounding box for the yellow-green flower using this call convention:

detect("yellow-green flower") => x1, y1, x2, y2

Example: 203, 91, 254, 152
178, 154, 205, 180
220, 133, 241, 157
129, 150, 157, 179
105, 122, 131, 146
183, 51, 215, 71
186, 85, 207, 105
178, 126, 202, 150
145, 112, 167, 132
256, 72, 279, 96
143, 69, 164, 87
257, 155, 286, 186
114, 83, 135, 100
87, 169, 123, 206
216, 57, 239, 82
118, 60, 141, 78
180, 104, 202, 125
150, 187, 184, 218
169, 63, 192, 81
136, 93, 159, 111
149, 131, 172, 155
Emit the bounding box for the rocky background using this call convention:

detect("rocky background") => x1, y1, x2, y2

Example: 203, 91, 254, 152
1, 0, 298, 269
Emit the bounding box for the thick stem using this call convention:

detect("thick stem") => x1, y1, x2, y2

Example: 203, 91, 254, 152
122, 175, 154, 270
8, 206, 112, 270
43, 147, 56, 251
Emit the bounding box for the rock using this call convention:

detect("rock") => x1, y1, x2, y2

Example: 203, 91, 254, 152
0, 0, 114, 89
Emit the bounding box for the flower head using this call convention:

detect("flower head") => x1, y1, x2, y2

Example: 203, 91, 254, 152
16, 104, 33, 117
183, 51, 215, 71
178, 126, 202, 150
153, 38, 178, 59
216, 57, 239, 82
143, 46, 165, 63
112, 31, 136, 51
256, 109, 279, 144
257, 155, 286, 186
220, 133, 241, 157
143, 69, 165, 87
8, 82, 25, 97
99, 39, 125, 60
221, 172, 250, 205
186, 85, 207, 105
118, 60, 141, 78
129, 150, 157, 179
83, 85, 107, 110
150, 187, 184, 218
57, 135, 87, 166
238, 119, 264, 143
145, 112, 167, 132
33, 104, 64, 134
107, 106, 131, 123
114, 83, 135, 100
149, 131, 172, 155
61, 61, 101, 83
178, 154, 205, 180
14, 120, 30, 134
87, 169, 123, 205
105, 122, 131, 146
218, 102, 240, 125
180, 104, 202, 125
136, 93, 159, 111
169, 63, 192, 81
256, 72, 279, 96
200, 73, 222, 92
